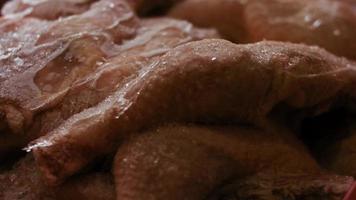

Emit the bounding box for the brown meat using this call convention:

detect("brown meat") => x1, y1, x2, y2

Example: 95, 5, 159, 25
29, 39, 356, 185
0, 0, 139, 157
0, 154, 115, 200
171, 0, 246, 45
210, 172, 354, 200
1, 0, 96, 20
341, 0, 356, 5
0, 15, 216, 159
0, 0, 138, 136
114, 124, 351, 200
25, 17, 216, 139
54, 173, 116, 200
169, 0, 356, 60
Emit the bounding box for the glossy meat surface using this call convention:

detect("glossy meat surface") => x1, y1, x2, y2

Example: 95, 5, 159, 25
2, 0, 96, 19
1, 0, 356, 199
0, 0, 138, 133
170, 0, 356, 59
0, 0, 216, 158
30, 39, 356, 185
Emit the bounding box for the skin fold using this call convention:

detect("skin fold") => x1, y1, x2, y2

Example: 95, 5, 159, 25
29, 39, 356, 185
169, 0, 356, 60
0, 0, 216, 157
1, 1, 356, 199
0, 0, 139, 133
114, 124, 352, 200
0, 0, 139, 157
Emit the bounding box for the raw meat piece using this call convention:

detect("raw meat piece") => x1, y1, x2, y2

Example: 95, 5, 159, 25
114, 124, 351, 200
30, 39, 356, 185
170, 0, 356, 59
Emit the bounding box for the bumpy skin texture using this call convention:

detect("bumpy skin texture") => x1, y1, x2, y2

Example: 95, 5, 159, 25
114, 124, 341, 200
1, 1, 356, 199
0, 0, 138, 143
30, 39, 356, 185
169, 0, 356, 60
0, 155, 115, 200
0, 0, 216, 158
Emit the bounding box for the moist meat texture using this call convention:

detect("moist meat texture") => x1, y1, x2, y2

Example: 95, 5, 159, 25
114, 124, 352, 200
1, 0, 356, 200
0, 0, 139, 156
30, 39, 356, 185
170, 0, 356, 60
0, 155, 116, 200
0, 0, 217, 159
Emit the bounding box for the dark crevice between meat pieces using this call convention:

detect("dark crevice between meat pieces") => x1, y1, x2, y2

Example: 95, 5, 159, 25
128, 0, 182, 17
300, 108, 352, 148
299, 106, 356, 177
207, 172, 353, 200
0, 154, 116, 200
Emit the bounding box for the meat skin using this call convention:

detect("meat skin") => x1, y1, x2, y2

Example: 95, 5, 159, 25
1, 1, 356, 198
169, 0, 356, 59
30, 39, 356, 185
0, 154, 115, 200
114, 124, 352, 200
0, 0, 138, 133
0, 0, 215, 157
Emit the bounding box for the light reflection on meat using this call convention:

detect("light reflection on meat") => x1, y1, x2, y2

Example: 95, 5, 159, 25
30, 39, 356, 185
2, 0, 96, 20
169, 0, 356, 60
1, 0, 356, 199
